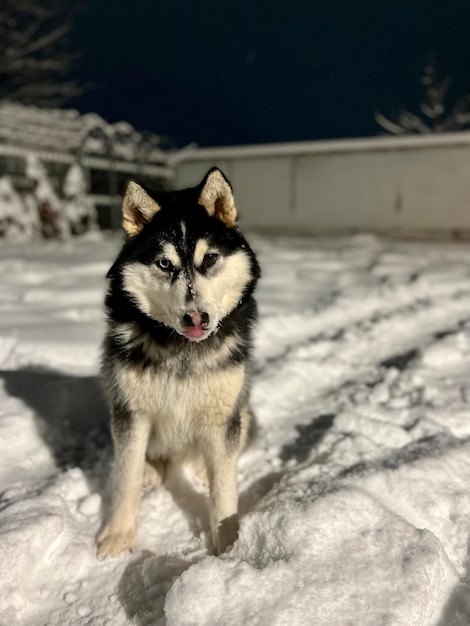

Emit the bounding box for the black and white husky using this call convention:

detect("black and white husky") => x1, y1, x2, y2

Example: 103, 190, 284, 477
97, 168, 260, 558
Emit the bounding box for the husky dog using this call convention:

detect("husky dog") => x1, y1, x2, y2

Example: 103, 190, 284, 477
97, 168, 260, 559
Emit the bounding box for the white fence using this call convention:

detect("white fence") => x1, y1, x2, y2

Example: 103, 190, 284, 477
174, 132, 470, 238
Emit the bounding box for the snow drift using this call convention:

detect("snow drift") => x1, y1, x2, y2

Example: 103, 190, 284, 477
0, 234, 469, 625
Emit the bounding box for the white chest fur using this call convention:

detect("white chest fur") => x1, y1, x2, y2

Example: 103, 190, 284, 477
114, 360, 245, 456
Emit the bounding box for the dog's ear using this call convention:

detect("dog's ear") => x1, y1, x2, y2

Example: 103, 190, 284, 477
198, 168, 237, 227
122, 181, 161, 236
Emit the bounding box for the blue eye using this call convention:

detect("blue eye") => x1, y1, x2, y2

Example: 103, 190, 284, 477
156, 258, 173, 272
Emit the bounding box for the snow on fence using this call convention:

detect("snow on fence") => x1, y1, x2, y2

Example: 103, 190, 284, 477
173, 132, 470, 238
0, 101, 175, 238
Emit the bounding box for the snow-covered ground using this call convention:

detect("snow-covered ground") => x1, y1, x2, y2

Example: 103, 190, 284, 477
0, 233, 469, 625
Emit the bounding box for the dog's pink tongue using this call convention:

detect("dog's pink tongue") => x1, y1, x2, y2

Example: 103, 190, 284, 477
184, 326, 207, 339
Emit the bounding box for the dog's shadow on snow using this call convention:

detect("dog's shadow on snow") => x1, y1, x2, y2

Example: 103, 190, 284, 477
156, 461, 284, 547
118, 550, 199, 624
0, 365, 287, 512
0, 366, 111, 489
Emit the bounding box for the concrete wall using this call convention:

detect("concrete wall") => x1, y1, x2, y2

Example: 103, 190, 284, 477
173, 133, 470, 237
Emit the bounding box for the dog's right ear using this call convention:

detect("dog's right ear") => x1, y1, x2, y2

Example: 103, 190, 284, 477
122, 181, 161, 236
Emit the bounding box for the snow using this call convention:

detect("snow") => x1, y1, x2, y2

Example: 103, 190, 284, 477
0, 233, 469, 625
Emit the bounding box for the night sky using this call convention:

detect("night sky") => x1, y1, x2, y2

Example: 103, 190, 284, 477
70, 0, 470, 148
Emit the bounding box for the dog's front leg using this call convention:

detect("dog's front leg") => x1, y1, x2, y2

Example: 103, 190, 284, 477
203, 438, 240, 555
97, 415, 150, 559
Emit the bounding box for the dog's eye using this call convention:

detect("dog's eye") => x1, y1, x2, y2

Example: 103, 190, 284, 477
156, 258, 174, 272
202, 253, 219, 269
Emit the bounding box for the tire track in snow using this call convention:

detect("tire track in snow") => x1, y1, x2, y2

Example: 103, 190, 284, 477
252, 292, 470, 451
255, 275, 470, 368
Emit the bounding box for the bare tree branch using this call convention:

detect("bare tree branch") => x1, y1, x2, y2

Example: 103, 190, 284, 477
373, 112, 408, 135
0, 0, 85, 106
375, 52, 470, 136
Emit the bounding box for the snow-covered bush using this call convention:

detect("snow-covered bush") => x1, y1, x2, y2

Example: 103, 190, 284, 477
62, 163, 97, 236
24, 154, 70, 240
0, 155, 99, 241
0, 174, 39, 241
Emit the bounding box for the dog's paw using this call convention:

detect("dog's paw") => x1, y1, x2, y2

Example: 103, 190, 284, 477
213, 514, 239, 555
96, 526, 135, 560
143, 459, 167, 492
142, 460, 164, 492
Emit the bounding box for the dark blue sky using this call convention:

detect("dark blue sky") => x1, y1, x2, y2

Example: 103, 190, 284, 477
71, 0, 470, 147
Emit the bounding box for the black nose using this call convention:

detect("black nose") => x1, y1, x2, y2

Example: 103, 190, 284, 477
183, 311, 210, 328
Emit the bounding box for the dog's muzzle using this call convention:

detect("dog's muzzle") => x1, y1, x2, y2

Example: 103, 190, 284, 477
182, 310, 210, 340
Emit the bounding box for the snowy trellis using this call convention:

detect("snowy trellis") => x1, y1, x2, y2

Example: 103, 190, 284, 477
0, 101, 176, 240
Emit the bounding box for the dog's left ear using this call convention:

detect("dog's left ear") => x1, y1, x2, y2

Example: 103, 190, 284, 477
198, 168, 237, 227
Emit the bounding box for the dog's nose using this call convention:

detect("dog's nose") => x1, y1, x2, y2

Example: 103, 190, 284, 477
183, 311, 210, 329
